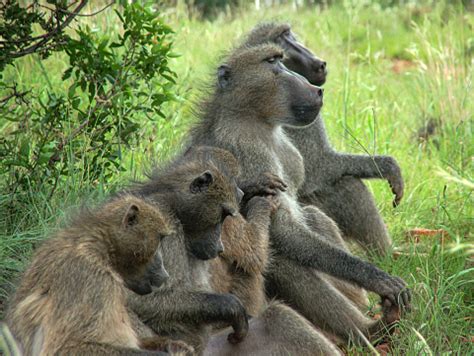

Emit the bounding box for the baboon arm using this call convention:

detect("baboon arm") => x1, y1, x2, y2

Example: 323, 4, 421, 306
221, 211, 270, 275
128, 290, 248, 335
271, 201, 409, 305
331, 152, 404, 205
287, 117, 403, 204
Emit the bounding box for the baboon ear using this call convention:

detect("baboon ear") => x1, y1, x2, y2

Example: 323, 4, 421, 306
190, 171, 214, 194
217, 65, 231, 89
123, 204, 139, 228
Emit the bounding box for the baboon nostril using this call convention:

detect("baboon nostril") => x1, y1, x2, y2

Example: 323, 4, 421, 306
317, 88, 323, 97
313, 60, 327, 73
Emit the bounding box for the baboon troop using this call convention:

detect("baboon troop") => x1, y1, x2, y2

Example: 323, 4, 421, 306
4, 22, 411, 356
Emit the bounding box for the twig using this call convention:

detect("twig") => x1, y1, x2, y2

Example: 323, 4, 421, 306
39, 1, 114, 18
4, 0, 88, 59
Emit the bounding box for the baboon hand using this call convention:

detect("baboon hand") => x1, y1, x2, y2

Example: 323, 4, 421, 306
383, 157, 404, 207
241, 172, 287, 200
259, 172, 288, 195
371, 275, 411, 310
224, 294, 249, 344
248, 195, 281, 215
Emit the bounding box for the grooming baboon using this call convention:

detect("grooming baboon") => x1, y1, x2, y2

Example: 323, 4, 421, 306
242, 22, 405, 255
5, 195, 188, 355
128, 149, 250, 354
187, 44, 410, 344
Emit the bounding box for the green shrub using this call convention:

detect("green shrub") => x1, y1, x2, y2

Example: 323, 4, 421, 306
0, 1, 177, 226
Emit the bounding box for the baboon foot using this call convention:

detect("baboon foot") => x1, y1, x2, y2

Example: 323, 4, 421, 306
369, 298, 401, 343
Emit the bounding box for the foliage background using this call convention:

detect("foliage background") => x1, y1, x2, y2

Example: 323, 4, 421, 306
1, 0, 473, 354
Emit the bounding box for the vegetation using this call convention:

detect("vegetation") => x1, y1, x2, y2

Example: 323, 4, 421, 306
1, 1, 472, 354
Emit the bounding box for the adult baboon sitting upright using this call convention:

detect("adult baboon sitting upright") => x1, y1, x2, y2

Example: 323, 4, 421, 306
241, 23, 404, 256
187, 44, 410, 345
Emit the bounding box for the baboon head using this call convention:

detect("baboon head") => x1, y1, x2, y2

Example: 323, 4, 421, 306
179, 164, 240, 261
101, 195, 173, 295
245, 23, 327, 86
139, 153, 241, 261
217, 44, 323, 127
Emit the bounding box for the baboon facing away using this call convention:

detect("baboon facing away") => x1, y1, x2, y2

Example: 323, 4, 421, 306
127, 149, 251, 354
6, 195, 184, 355
242, 23, 404, 256
187, 44, 410, 344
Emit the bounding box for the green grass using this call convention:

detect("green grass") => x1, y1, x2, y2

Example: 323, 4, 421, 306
1, 1, 473, 354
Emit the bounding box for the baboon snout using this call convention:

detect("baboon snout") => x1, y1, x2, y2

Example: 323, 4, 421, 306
217, 240, 225, 255
316, 87, 324, 97
312, 59, 327, 73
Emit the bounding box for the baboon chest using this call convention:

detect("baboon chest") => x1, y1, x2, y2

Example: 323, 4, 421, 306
273, 130, 305, 194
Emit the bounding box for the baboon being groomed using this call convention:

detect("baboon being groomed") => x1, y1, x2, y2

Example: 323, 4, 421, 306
6, 194, 190, 355
187, 44, 410, 345
242, 22, 404, 256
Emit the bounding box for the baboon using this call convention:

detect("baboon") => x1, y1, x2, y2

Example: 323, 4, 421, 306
205, 150, 285, 316
242, 22, 404, 255
127, 149, 251, 354
5, 194, 188, 355
182, 147, 343, 355
187, 44, 410, 345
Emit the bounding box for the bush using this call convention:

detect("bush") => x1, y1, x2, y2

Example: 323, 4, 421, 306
0, 1, 177, 226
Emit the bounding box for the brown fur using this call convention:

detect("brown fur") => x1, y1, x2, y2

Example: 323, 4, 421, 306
210, 195, 274, 317
5, 195, 188, 355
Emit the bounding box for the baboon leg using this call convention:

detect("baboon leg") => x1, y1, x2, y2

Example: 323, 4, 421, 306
266, 256, 386, 345
302, 205, 369, 310
204, 301, 341, 356
301, 176, 392, 256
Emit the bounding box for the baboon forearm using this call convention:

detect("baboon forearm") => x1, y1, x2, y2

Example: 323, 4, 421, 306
129, 290, 247, 331
332, 153, 401, 181
271, 212, 389, 292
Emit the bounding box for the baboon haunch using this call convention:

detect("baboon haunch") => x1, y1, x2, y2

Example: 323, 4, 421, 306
128, 149, 250, 354
204, 301, 343, 356
6, 195, 186, 355
243, 22, 404, 255
188, 44, 410, 344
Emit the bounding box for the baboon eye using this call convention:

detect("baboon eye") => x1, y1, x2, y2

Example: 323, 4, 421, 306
266, 56, 278, 64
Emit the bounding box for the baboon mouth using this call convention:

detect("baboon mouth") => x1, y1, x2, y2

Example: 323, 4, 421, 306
312, 73, 327, 86
291, 104, 322, 126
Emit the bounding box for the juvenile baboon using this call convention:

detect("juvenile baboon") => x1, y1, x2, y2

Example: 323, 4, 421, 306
242, 22, 404, 255
5, 195, 187, 355
127, 149, 250, 354
187, 44, 410, 345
